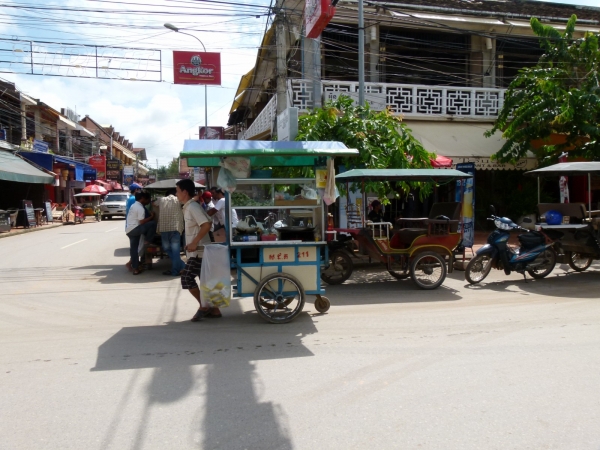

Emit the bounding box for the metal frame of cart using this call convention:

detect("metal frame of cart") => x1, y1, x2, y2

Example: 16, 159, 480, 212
180, 140, 359, 323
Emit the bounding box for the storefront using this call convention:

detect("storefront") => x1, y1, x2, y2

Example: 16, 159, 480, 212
20, 151, 97, 204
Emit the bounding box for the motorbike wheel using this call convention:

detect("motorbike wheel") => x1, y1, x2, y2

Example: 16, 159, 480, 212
465, 254, 494, 285
567, 252, 593, 272
410, 251, 447, 290
527, 248, 557, 279
321, 250, 353, 285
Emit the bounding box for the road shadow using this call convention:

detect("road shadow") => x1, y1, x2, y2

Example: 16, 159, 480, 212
460, 265, 600, 299
71, 261, 178, 284
324, 266, 462, 305
114, 247, 130, 257
92, 301, 317, 449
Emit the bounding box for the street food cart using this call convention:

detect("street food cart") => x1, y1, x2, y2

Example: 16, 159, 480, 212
322, 169, 472, 289
525, 162, 600, 271
181, 140, 359, 323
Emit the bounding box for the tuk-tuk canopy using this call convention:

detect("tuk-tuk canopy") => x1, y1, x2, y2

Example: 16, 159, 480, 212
336, 168, 473, 183
181, 140, 359, 167
525, 162, 600, 177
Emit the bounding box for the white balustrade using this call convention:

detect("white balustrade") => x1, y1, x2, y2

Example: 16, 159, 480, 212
239, 94, 277, 140
291, 79, 505, 119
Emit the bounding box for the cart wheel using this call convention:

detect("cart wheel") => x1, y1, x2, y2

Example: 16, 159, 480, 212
253, 273, 305, 324
314, 295, 330, 313
388, 257, 410, 280
410, 251, 447, 290
321, 250, 353, 285
567, 252, 593, 272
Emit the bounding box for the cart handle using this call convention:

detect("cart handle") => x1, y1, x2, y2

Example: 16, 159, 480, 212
365, 221, 392, 241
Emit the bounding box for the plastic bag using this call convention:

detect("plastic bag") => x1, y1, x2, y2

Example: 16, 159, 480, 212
217, 167, 237, 193
200, 244, 231, 308
219, 156, 251, 178
301, 185, 318, 200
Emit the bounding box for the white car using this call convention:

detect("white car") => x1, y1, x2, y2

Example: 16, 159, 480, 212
100, 192, 130, 220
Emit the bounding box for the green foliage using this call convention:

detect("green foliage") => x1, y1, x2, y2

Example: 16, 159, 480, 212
488, 15, 600, 163
155, 157, 180, 180
273, 96, 435, 201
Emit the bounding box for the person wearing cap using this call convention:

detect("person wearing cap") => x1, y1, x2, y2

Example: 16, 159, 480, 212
368, 200, 384, 223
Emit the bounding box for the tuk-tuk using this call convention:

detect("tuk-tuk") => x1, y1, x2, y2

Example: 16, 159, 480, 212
73, 193, 102, 221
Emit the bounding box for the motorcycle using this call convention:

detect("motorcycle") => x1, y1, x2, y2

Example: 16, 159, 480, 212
465, 208, 558, 284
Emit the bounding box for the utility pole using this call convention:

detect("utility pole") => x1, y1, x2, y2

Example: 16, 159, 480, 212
275, 0, 288, 115
358, 0, 365, 106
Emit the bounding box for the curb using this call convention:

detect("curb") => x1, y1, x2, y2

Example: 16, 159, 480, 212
0, 222, 65, 239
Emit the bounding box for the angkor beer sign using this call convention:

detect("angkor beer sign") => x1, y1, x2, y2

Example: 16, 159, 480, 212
173, 51, 221, 85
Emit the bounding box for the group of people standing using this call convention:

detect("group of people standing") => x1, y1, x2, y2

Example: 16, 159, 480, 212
124, 179, 235, 321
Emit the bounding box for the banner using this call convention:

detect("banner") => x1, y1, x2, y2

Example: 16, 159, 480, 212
123, 165, 134, 186
305, 0, 336, 38
456, 163, 475, 248
88, 155, 106, 180
173, 51, 221, 85
199, 126, 225, 139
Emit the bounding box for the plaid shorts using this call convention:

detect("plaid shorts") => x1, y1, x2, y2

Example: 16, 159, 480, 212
181, 257, 202, 290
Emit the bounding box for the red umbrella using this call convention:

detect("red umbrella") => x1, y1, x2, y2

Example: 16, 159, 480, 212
82, 184, 108, 195
430, 154, 453, 168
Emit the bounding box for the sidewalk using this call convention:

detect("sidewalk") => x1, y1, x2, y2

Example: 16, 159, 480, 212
0, 222, 64, 239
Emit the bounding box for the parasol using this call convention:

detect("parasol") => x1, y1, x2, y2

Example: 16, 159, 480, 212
82, 184, 108, 195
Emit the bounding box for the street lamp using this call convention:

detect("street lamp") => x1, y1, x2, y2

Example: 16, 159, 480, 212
164, 23, 208, 139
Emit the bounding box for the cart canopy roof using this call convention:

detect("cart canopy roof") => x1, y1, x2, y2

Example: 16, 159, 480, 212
525, 162, 600, 177
336, 168, 472, 183
181, 140, 359, 167
144, 179, 205, 189
74, 193, 101, 197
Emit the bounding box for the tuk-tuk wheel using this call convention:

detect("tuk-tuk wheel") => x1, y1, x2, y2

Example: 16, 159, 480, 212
410, 251, 447, 290
567, 252, 593, 272
314, 295, 330, 313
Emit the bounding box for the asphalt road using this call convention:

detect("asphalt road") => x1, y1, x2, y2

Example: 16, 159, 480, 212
1, 220, 599, 450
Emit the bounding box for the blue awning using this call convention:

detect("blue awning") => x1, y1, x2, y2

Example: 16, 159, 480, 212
20, 152, 96, 181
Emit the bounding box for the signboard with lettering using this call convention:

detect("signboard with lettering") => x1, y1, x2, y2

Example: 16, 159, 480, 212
22, 200, 35, 228
173, 51, 222, 85
456, 163, 475, 248
45, 201, 53, 223
88, 155, 106, 179
263, 247, 296, 263
33, 139, 49, 153
305, 0, 336, 38
450, 157, 537, 171
199, 126, 225, 139
106, 159, 121, 181
277, 107, 298, 141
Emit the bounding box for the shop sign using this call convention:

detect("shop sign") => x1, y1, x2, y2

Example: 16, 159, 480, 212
450, 157, 537, 171
277, 107, 298, 141
305, 0, 336, 38
106, 158, 122, 181
33, 139, 49, 153
123, 165, 134, 186
83, 168, 97, 181
194, 167, 206, 184
88, 155, 106, 179
173, 51, 221, 85
149, 173, 156, 182
199, 126, 225, 139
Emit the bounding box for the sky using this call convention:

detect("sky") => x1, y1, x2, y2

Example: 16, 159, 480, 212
0, 0, 598, 167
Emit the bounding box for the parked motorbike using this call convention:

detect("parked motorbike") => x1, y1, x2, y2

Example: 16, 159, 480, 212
465, 207, 558, 284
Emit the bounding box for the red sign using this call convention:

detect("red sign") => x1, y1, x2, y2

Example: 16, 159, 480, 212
305, 0, 336, 38
199, 126, 225, 139
173, 51, 221, 85
88, 155, 106, 180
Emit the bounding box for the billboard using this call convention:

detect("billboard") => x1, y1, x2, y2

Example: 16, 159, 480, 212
88, 155, 106, 180
106, 158, 122, 181
173, 51, 221, 85
305, 0, 336, 38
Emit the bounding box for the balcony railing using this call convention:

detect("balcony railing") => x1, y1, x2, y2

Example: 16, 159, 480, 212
239, 79, 507, 140
238, 94, 277, 140
290, 79, 506, 119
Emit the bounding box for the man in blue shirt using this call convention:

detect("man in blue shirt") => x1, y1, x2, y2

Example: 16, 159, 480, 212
125, 183, 142, 227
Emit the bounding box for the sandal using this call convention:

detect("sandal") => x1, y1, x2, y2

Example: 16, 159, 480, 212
133, 269, 142, 275
191, 308, 211, 322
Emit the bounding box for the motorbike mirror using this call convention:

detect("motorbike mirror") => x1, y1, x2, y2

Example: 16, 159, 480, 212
489, 205, 496, 215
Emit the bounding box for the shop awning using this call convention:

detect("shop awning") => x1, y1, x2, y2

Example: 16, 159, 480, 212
20, 152, 96, 181
406, 121, 537, 171
0, 150, 54, 184
182, 140, 359, 167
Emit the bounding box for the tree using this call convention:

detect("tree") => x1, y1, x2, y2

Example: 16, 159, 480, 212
279, 96, 434, 200
488, 15, 600, 163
